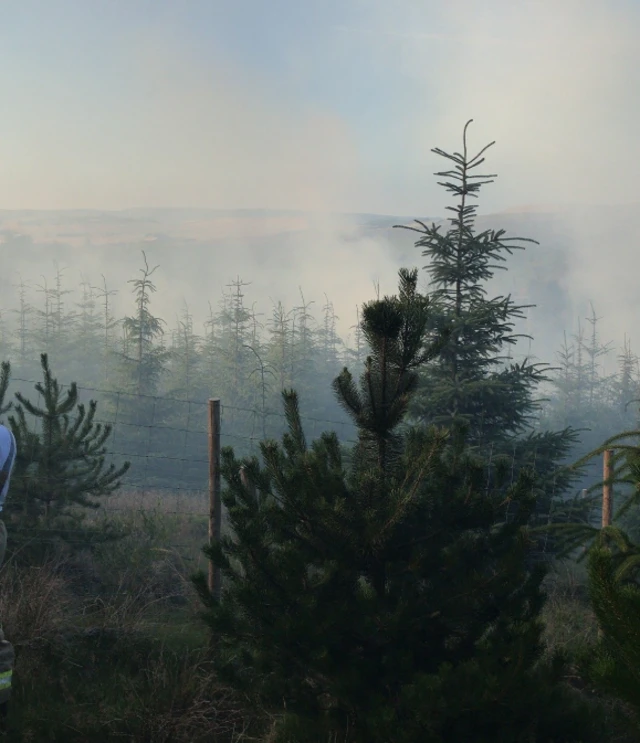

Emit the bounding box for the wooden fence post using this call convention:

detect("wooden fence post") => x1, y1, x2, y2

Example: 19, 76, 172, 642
208, 398, 222, 600
602, 449, 614, 528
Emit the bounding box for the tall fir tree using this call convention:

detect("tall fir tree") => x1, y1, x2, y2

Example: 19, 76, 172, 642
119, 251, 170, 399
216, 277, 254, 408
11, 276, 33, 374
93, 274, 119, 386
394, 120, 581, 539
194, 268, 602, 743
167, 301, 201, 401
71, 275, 104, 386
266, 299, 293, 392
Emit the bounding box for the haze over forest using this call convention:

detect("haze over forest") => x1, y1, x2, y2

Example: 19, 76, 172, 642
0, 202, 635, 381
1, 0, 639, 380
4, 3, 640, 740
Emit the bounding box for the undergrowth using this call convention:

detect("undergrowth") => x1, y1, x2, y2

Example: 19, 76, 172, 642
0, 491, 635, 742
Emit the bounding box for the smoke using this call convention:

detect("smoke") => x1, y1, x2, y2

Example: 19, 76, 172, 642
1, 1, 639, 361
351, 0, 640, 358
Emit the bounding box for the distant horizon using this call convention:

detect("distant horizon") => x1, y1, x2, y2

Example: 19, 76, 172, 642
0, 202, 638, 218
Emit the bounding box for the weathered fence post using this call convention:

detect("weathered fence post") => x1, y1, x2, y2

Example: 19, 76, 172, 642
208, 398, 221, 600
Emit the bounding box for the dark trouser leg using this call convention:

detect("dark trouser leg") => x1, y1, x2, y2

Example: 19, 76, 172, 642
0, 520, 13, 716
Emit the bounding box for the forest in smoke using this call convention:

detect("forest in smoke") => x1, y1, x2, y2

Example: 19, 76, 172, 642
0, 205, 639, 508
3, 142, 640, 741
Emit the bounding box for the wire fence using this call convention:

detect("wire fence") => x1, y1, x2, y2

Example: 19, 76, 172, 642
0, 377, 358, 565
0, 376, 603, 567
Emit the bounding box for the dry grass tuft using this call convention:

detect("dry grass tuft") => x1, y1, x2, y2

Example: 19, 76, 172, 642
0, 557, 71, 647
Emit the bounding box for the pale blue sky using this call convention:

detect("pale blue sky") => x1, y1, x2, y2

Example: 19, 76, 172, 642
0, 0, 638, 213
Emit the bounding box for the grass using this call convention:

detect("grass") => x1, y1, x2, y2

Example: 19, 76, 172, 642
0, 489, 636, 741
0, 490, 268, 742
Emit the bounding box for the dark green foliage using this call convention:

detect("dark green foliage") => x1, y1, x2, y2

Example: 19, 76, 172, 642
194, 268, 600, 743
119, 251, 170, 398
0, 360, 11, 416
394, 121, 542, 443
394, 121, 583, 549
579, 527, 640, 730
5, 354, 130, 551
545, 423, 640, 556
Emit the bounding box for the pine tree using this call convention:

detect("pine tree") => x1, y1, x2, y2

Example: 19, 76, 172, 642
11, 275, 32, 373
244, 343, 276, 441
5, 354, 130, 552
539, 308, 621, 516
583, 303, 614, 408
394, 120, 581, 544
549, 332, 582, 426
266, 299, 293, 392
33, 275, 54, 358
579, 526, 640, 730
194, 268, 601, 743
201, 300, 221, 395
346, 305, 366, 370
72, 275, 104, 385
614, 336, 640, 420
286, 288, 319, 410
119, 251, 169, 398
32, 264, 76, 371
316, 293, 341, 376
0, 309, 12, 365
50, 263, 76, 359
167, 301, 201, 401
214, 277, 254, 408
93, 274, 119, 385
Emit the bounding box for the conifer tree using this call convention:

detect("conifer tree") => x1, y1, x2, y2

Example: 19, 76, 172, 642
72, 275, 104, 385
582, 529, 640, 730
346, 305, 365, 370
214, 277, 254, 408
584, 304, 614, 408
540, 308, 620, 510
266, 299, 293, 392
317, 293, 341, 375
614, 336, 640, 420
285, 288, 318, 412
194, 268, 600, 743
93, 274, 119, 385
168, 301, 201, 400
5, 354, 130, 549
394, 120, 581, 539
0, 309, 11, 365
11, 276, 32, 373
119, 251, 169, 398
201, 300, 220, 393
292, 289, 314, 366
32, 264, 76, 371
33, 275, 54, 358
0, 361, 12, 418
248, 301, 264, 349
50, 263, 75, 355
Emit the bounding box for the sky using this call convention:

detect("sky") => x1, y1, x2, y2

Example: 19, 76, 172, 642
0, 0, 639, 214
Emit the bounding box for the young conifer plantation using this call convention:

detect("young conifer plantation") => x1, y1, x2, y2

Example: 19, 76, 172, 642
0, 124, 639, 740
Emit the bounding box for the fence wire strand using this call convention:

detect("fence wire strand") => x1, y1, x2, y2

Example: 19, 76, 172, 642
0, 379, 574, 565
